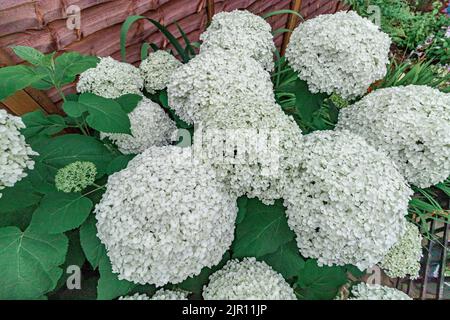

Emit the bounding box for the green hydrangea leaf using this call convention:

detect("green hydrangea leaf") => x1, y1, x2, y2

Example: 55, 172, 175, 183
232, 199, 294, 258
54, 52, 99, 85
78, 93, 131, 134
21, 110, 67, 138
236, 196, 248, 224
0, 65, 45, 101
34, 134, 115, 177
106, 154, 135, 175
0, 226, 68, 299
62, 101, 88, 118
115, 94, 143, 113
0, 179, 42, 213
260, 240, 305, 279
79, 215, 106, 269
29, 192, 93, 234
97, 254, 138, 300
11, 46, 46, 66
0, 205, 36, 230
295, 259, 348, 300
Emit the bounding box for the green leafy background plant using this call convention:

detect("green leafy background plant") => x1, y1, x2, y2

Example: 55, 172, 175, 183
0, 6, 447, 300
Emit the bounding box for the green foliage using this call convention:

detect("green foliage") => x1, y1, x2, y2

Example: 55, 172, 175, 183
97, 254, 139, 300
259, 241, 305, 279
0, 65, 44, 100
79, 215, 105, 269
408, 179, 450, 240
274, 56, 339, 133
232, 198, 295, 258
295, 259, 348, 300
347, 0, 449, 51
374, 59, 450, 91
0, 227, 68, 299
0, 48, 97, 101
120, 16, 192, 63
29, 192, 93, 234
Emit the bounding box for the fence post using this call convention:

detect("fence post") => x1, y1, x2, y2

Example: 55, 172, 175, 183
206, 0, 215, 25
281, 0, 303, 56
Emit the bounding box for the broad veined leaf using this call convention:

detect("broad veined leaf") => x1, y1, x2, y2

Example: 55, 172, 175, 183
34, 134, 115, 177
0, 65, 44, 101
0, 227, 68, 299
115, 94, 143, 113
232, 199, 294, 258
296, 259, 348, 300
27, 162, 59, 194
106, 154, 135, 175
62, 101, 88, 118
236, 196, 248, 224
54, 52, 99, 85
29, 192, 93, 234
79, 215, 106, 269
0, 179, 42, 213
78, 93, 131, 134
260, 240, 305, 279
21, 110, 67, 138
0, 205, 36, 230
11, 46, 46, 66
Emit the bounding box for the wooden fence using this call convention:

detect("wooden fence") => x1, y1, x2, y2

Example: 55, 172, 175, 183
0, 0, 347, 116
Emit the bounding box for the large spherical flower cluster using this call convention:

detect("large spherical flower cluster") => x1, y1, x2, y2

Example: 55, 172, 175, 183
119, 289, 189, 300
139, 50, 182, 94
168, 48, 303, 204
0, 110, 37, 196
336, 85, 450, 188
167, 48, 276, 125
100, 97, 177, 154
285, 11, 391, 99
349, 283, 412, 300
203, 258, 296, 300
282, 130, 413, 270
193, 109, 303, 204
77, 56, 143, 98
55, 161, 97, 193
199, 10, 275, 71
379, 221, 423, 279
95, 146, 237, 286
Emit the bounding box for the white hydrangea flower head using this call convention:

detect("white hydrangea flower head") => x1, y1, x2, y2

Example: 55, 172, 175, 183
150, 289, 189, 300
119, 293, 150, 300
0, 110, 37, 196
193, 107, 303, 205
349, 283, 412, 300
199, 10, 275, 71
139, 50, 182, 94
77, 56, 143, 98
203, 258, 296, 300
336, 85, 450, 188
379, 221, 423, 279
167, 48, 276, 125
283, 130, 413, 270
285, 11, 391, 99
100, 97, 177, 154
95, 146, 237, 286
